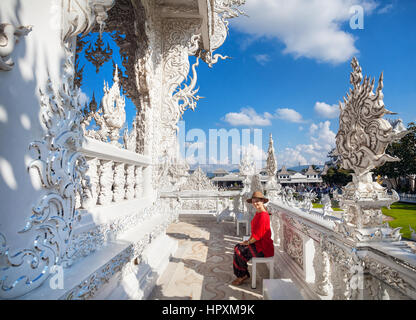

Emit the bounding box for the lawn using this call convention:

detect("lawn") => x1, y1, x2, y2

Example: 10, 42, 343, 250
312, 202, 416, 239
312, 203, 343, 211
382, 202, 416, 239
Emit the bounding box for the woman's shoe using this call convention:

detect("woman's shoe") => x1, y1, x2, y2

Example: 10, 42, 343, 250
231, 275, 249, 286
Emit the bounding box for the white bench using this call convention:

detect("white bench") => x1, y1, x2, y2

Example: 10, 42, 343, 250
242, 235, 274, 289
242, 217, 275, 289
262, 279, 304, 300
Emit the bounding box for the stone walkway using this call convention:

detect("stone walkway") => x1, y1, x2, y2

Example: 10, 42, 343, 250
148, 216, 271, 300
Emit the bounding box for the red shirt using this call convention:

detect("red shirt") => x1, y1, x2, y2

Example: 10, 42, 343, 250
251, 211, 274, 257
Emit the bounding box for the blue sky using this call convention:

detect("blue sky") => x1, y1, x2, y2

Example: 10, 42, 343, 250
79, 0, 416, 171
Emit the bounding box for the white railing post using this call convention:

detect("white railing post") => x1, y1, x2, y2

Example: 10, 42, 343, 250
113, 162, 126, 202
98, 159, 114, 206
125, 164, 135, 200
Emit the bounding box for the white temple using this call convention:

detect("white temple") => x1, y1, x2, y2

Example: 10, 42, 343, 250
1, 0, 416, 300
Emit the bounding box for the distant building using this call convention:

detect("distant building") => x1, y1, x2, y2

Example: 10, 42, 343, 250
212, 168, 229, 178
210, 164, 323, 189
211, 171, 243, 189
278, 165, 323, 186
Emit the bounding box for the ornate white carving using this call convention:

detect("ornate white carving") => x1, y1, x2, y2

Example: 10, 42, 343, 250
62, 0, 115, 42
301, 190, 317, 213
180, 167, 216, 192
82, 157, 100, 209
97, 160, 113, 205
0, 23, 32, 71
363, 256, 416, 298
113, 162, 126, 202
334, 58, 409, 242
123, 119, 137, 152
134, 166, 143, 198
335, 57, 407, 177
0, 45, 89, 298
125, 165, 135, 200
82, 65, 127, 147
62, 197, 179, 299
313, 241, 330, 296
321, 194, 333, 216
283, 224, 304, 269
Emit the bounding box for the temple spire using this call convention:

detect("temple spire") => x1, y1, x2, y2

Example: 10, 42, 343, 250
266, 133, 277, 177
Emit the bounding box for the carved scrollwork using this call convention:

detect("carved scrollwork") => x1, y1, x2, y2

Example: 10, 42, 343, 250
0, 45, 89, 298
62, 0, 115, 42
283, 224, 304, 269
85, 35, 113, 73
363, 256, 416, 298
0, 23, 32, 71
335, 57, 408, 177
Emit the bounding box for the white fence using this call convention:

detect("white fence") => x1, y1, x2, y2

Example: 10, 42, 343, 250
399, 193, 416, 203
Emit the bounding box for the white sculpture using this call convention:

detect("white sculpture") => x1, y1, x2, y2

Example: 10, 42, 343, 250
410, 225, 416, 241
265, 133, 281, 202
62, 0, 115, 42
334, 57, 408, 242
180, 167, 217, 192
82, 64, 127, 147
321, 194, 333, 216
0, 23, 32, 71
302, 190, 317, 213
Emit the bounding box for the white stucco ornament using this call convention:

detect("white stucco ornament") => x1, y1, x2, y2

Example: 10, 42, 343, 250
0, 23, 32, 71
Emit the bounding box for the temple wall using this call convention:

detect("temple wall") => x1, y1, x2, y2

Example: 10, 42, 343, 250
0, 0, 67, 259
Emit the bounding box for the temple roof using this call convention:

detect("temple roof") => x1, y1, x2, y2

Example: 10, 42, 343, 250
213, 168, 229, 174
278, 165, 292, 175
305, 165, 320, 176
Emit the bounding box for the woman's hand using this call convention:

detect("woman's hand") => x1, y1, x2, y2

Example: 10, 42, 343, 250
241, 240, 249, 246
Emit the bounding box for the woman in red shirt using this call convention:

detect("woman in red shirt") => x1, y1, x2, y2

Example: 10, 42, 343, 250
232, 191, 274, 286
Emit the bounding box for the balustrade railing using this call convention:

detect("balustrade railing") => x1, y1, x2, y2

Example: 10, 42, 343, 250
266, 200, 416, 300
160, 190, 241, 216
76, 136, 152, 218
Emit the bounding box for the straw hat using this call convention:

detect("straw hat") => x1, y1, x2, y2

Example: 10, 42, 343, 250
246, 191, 269, 204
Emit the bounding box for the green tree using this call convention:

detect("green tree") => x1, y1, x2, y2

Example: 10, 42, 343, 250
373, 122, 416, 191
321, 148, 352, 187
322, 166, 352, 186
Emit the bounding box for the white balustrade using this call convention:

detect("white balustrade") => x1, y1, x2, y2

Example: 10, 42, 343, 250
267, 201, 416, 300
77, 137, 152, 216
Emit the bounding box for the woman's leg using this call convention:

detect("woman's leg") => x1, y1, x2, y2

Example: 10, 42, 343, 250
233, 244, 250, 278
233, 243, 264, 278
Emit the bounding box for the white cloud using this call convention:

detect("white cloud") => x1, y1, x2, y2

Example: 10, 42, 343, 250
314, 101, 340, 119
377, 3, 394, 14
232, 0, 379, 64
253, 54, 270, 65
223, 107, 273, 126
278, 121, 336, 166
278, 148, 308, 167
275, 108, 304, 123
309, 123, 318, 135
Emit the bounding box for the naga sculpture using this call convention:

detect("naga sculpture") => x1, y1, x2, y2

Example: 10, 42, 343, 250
334, 57, 408, 242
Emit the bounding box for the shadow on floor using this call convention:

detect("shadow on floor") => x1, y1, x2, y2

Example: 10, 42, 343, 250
148, 218, 272, 300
